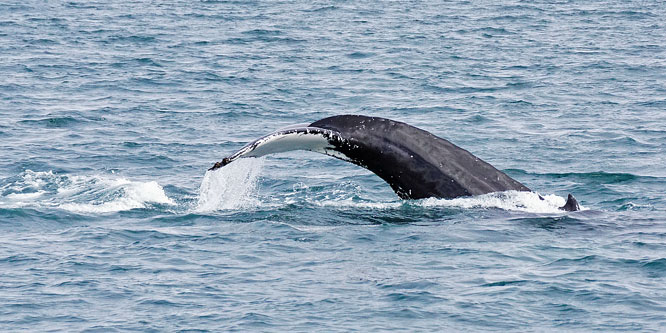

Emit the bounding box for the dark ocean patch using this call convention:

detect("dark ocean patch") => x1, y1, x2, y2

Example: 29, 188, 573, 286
304, 5, 339, 13
481, 279, 529, 287
104, 35, 157, 44
506, 170, 647, 185
346, 52, 375, 59
241, 29, 282, 36
641, 258, 666, 278
18, 116, 86, 129
22, 38, 60, 46
511, 216, 589, 231
460, 114, 491, 124
65, 2, 98, 9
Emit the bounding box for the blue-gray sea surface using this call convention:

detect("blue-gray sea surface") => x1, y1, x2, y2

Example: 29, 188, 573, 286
1, 0, 666, 331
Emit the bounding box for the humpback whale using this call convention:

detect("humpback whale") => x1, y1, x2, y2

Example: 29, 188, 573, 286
210, 115, 580, 211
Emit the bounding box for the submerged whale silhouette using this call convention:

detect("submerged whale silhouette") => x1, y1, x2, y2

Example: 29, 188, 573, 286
210, 115, 580, 211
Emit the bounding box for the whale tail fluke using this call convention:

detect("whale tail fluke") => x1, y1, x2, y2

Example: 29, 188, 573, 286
209, 115, 583, 208
560, 193, 580, 211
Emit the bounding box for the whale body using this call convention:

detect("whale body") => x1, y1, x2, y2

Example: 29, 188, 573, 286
210, 115, 580, 211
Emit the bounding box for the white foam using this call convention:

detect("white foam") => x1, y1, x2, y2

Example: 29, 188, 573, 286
419, 191, 576, 213
312, 198, 401, 210
20, 170, 52, 187
59, 180, 173, 213
306, 191, 579, 214
0, 170, 174, 213
6, 191, 46, 200
195, 157, 264, 211
2, 170, 581, 215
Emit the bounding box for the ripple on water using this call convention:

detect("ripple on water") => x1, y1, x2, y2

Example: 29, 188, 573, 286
1, 0, 666, 331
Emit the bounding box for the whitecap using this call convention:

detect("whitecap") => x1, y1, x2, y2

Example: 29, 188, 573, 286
0, 170, 174, 214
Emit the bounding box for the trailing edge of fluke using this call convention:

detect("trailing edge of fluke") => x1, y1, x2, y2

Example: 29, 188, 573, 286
210, 115, 580, 211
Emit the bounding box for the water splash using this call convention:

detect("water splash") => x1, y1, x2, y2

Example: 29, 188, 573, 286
0, 170, 173, 213
274, 183, 578, 214
195, 158, 264, 211
60, 179, 173, 213
419, 191, 579, 213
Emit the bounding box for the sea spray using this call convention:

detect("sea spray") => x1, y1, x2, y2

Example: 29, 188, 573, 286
196, 157, 264, 211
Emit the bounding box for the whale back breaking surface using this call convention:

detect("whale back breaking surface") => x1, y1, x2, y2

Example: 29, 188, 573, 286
309, 115, 531, 199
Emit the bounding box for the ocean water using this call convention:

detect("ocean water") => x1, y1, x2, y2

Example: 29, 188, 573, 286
1, 0, 665, 331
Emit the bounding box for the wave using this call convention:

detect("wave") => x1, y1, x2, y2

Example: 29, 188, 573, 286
18, 116, 87, 129
0, 170, 173, 214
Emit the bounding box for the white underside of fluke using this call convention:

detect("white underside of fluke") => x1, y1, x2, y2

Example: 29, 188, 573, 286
226, 128, 351, 163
